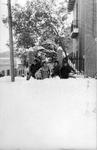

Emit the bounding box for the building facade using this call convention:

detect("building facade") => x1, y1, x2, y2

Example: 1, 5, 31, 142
68, 0, 97, 77
0, 56, 25, 77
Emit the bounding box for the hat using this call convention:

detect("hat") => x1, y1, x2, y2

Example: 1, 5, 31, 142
63, 58, 68, 63
54, 60, 59, 63
58, 46, 62, 50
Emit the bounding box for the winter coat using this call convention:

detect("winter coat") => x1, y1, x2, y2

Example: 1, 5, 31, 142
30, 62, 41, 78
60, 65, 75, 79
51, 66, 60, 77
35, 66, 50, 79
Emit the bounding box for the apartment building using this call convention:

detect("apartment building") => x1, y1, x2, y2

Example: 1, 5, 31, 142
0, 52, 25, 77
68, 0, 97, 77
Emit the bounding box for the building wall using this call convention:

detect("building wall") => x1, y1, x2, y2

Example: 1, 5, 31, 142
78, 0, 86, 71
72, 0, 84, 71
0, 65, 10, 76
77, 0, 97, 76
0, 58, 10, 76
83, 0, 97, 77
0, 57, 25, 77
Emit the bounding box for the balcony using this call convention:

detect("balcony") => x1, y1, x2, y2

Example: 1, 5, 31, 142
68, 0, 76, 12
71, 20, 79, 38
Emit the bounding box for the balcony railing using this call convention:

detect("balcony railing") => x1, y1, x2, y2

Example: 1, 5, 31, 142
71, 20, 79, 38
68, 0, 76, 12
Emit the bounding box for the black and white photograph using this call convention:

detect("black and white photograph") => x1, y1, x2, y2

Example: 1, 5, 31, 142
0, 0, 97, 150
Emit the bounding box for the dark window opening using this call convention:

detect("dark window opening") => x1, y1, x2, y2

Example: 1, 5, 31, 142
7, 70, 10, 76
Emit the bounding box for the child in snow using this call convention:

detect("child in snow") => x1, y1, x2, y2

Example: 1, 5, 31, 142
60, 58, 76, 79
51, 61, 60, 78
35, 61, 50, 79
30, 59, 41, 78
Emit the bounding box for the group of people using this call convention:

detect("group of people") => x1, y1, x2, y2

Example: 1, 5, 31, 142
26, 57, 76, 80
51, 58, 76, 79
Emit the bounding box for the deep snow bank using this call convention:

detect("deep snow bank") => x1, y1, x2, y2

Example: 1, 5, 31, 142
0, 76, 96, 150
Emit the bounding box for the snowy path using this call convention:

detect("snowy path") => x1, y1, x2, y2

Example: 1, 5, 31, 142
0, 77, 96, 150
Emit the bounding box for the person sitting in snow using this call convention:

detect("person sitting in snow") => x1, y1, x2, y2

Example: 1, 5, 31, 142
51, 61, 60, 78
60, 58, 76, 79
35, 61, 50, 80
30, 59, 41, 78
26, 59, 41, 80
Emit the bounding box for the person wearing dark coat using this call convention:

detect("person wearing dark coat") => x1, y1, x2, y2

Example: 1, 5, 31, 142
60, 59, 76, 79
35, 61, 50, 79
51, 61, 60, 77
30, 59, 41, 78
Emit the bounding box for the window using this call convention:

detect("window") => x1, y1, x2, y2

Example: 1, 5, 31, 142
2, 70, 5, 76
7, 70, 10, 76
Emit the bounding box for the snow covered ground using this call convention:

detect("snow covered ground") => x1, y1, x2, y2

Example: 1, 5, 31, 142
0, 76, 96, 150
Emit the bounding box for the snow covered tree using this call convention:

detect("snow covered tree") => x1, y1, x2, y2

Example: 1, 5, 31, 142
2, 0, 71, 65
3, 0, 69, 48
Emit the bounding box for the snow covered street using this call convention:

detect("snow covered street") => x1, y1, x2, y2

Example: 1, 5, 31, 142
0, 76, 96, 150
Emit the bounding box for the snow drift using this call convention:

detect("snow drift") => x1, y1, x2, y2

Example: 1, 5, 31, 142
0, 76, 96, 150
